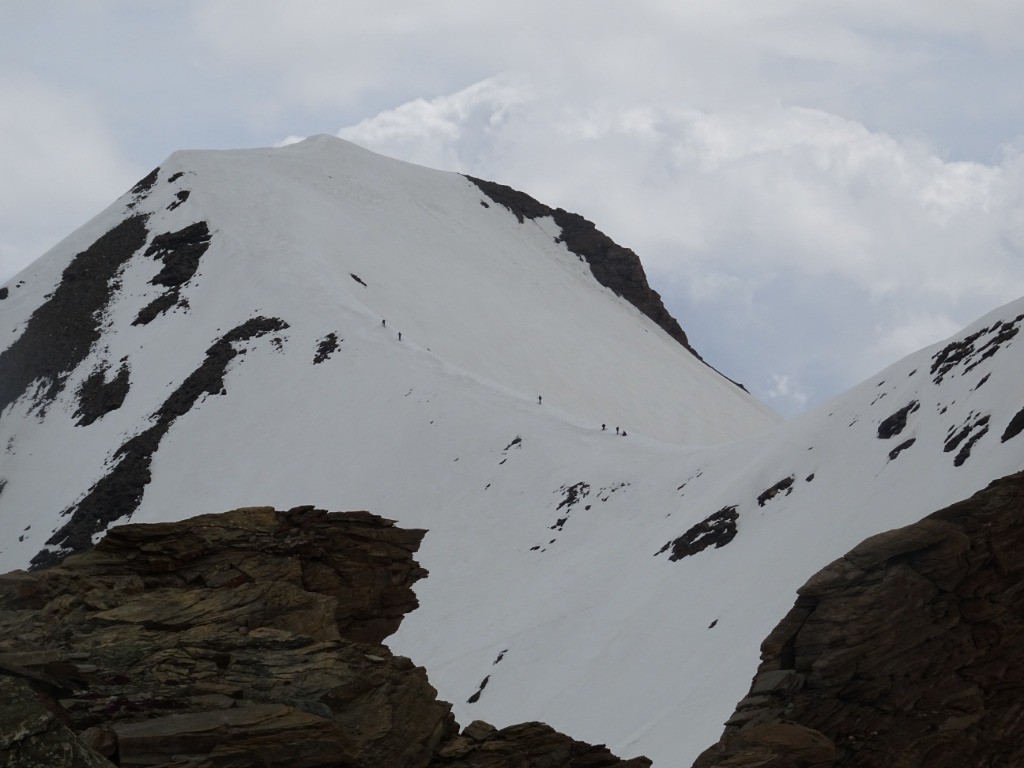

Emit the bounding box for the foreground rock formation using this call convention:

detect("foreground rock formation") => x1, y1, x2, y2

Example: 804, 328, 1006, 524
0, 506, 648, 767
694, 471, 1024, 767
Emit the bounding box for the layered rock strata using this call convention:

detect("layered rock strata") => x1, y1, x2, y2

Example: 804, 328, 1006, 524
694, 471, 1024, 767
0, 506, 647, 767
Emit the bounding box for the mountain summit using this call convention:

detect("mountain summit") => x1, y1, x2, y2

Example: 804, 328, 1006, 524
2, 135, 1024, 765
0, 135, 777, 568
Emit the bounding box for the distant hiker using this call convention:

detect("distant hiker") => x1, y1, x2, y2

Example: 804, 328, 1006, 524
538, 395, 542, 405
621, 430, 627, 437
601, 423, 606, 431
398, 331, 402, 341
382, 319, 386, 327
615, 426, 619, 435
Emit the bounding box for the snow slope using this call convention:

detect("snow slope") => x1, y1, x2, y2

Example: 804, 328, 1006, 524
2, 135, 1023, 765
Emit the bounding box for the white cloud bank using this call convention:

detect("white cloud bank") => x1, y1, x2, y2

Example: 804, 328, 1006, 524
0, 75, 140, 284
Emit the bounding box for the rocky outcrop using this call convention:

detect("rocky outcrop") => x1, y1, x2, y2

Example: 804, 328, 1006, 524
466, 174, 755, 392
2, 506, 449, 767
0, 675, 114, 767
693, 471, 1024, 768
0, 214, 150, 419
1, 506, 647, 767
434, 720, 652, 767
133, 221, 213, 326
466, 176, 699, 358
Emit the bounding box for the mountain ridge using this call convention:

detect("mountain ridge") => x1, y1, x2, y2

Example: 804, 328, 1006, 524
2, 135, 1023, 765
465, 176, 698, 356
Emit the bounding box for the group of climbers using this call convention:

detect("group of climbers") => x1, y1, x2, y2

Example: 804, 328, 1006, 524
382, 318, 400, 341
380, 323, 630, 437
537, 399, 627, 437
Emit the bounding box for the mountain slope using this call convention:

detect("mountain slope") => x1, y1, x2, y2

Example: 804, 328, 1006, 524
1, 136, 1023, 766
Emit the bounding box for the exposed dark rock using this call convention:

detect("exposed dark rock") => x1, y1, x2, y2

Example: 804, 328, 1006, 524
166, 189, 190, 211
556, 482, 590, 512
4, 507, 452, 767
466, 675, 489, 704
953, 427, 988, 466
74, 362, 131, 427
466, 176, 706, 365
658, 506, 738, 561
133, 221, 212, 325
33, 317, 289, 568
433, 720, 652, 767
757, 477, 795, 506
0, 675, 115, 767
1001, 406, 1024, 443
597, 482, 630, 502
887, 437, 916, 461
930, 314, 1024, 384
0, 214, 149, 419
550, 482, 590, 531
498, 436, 523, 465
465, 177, 551, 223
132, 292, 177, 325
167, 171, 184, 183
694, 471, 1024, 768
149, 221, 210, 282
2, 507, 648, 768
943, 414, 990, 467
0, 287, 8, 300
313, 332, 341, 364
877, 400, 919, 439
130, 168, 160, 198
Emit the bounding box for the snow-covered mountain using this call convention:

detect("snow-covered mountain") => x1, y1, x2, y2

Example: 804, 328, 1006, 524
2, 135, 1023, 765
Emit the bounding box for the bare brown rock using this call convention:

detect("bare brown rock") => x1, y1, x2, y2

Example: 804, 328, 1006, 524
0, 676, 115, 767
1, 505, 647, 768
431, 719, 653, 767
694, 471, 1024, 768
465, 175, 708, 365
0, 506, 452, 768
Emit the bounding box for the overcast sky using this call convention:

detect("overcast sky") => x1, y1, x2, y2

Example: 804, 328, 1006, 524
4, 2, 1024, 415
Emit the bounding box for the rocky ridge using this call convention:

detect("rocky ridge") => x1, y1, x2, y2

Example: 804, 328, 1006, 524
0, 506, 648, 768
465, 176, 699, 359
693, 471, 1024, 767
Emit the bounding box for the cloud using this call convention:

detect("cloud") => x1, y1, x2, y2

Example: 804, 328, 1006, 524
867, 313, 966, 366
0, 75, 140, 284
338, 77, 530, 172
764, 374, 809, 412
188, 2, 1024, 152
